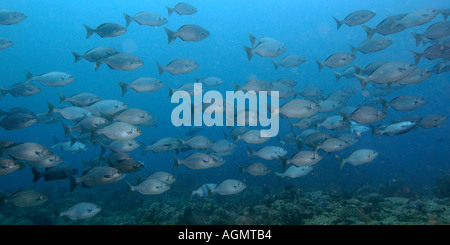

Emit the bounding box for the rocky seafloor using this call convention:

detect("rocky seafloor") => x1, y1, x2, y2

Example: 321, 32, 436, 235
1, 174, 450, 225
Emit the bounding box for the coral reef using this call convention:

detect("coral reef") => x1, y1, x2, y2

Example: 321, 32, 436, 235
1, 180, 449, 225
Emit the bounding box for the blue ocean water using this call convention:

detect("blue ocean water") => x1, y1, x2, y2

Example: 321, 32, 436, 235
0, 0, 449, 225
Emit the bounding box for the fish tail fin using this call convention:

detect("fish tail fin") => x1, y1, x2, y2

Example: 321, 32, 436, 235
164, 27, 176, 44
279, 156, 288, 170
333, 71, 342, 82
353, 65, 362, 75
349, 45, 357, 55
123, 13, 133, 28
362, 25, 375, 39
125, 181, 135, 194
0, 87, 7, 100
288, 120, 295, 130
69, 134, 77, 147
156, 61, 164, 76
84, 24, 94, 39
70, 51, 82, 63
58, 92, 67, 106
47, 101, 56, 115
24, 70, 33, 83
272, 59, 279, 70
410, 32, 423, 47
248, 33, 257, 47
314, 57, 324, 72
335, 155, 345, 170
168, 86, 174, 98
139, 142, 148, 155
166, 6, 174, 17
410, 51, 422, 65
247, 146, 253, 158
353, 73, 368, 90
68, 174, 77, 192
61, 122, 72, 138
243, 46, 254, 61
117, 81, 128, 97
31, 168, 42, 183
172, 155, 181, 169
439, 8, 449, 20
332, 16, 343, 30
231, 82, 240, 92
94, 62, 102, 71
380, 98, 389, 112
233, 135, 241, 144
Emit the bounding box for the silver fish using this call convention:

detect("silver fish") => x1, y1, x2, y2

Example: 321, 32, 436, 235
274, 166, 313, 179
0, 38, 13, 49
117, 77, 163, 96
156, 59, 199, 75
272, 55, 307, 70
346, 106, 386, 124
354, 62, 416, 89
248, 146, 287, 160
172, 152, 225, 170
127, 178, 170, 195
210, 179, 246, 195
315, 52, 356, 72
383, 96, 426, 111
419, 114, 448, 129
0, 157, 20, 175
166, 3, 197, 16
113, 108, 153, 125
197, 76, 224, 87
71, 166, 123, 191
239, 162, 271, 176
0, 82, 41, 99
86, 100, 128, 117
164, 24, 210, 43
274, 99, 320, 119
333, 10, 376, 29
390, 8, 439, 28
3, 142, 52, 162
243, 38, 286, 61
142, 137, 182, 154
71, 47, 119, 63
232, 78, 273, 92
281, 151, 323, 168
0, 9, 27, 25
145, 171, 176, 185
124, 11, 167, 28
411, 21, 450, 47
370, 121, 417, 137
59, 202, 101, 220
84, 23, 126, 39
350, 36, 392, 55
26, 154, 64, 169
59, 92, 101, 107
181, 135, 213, 150
25, 71, 75, 87
234, 129, 272, 144
48, 102, 91, 121
336, 149, 378, 169
96, 122, 141, 141
3, 189, 47, 207
95, 53, 144, 71
0, 111, 37, 130
363, 14, 407, 39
